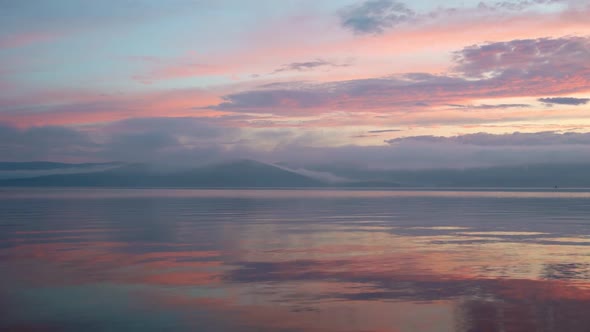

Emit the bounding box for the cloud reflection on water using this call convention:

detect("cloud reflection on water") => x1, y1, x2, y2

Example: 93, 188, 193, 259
1, 189, 590, 331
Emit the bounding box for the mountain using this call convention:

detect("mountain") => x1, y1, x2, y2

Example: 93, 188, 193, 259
0, 160, 323, 188
4, 160, 584, 188
0, 162, 124, 180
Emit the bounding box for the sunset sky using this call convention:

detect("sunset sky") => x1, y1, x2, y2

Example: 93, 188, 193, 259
1, 0, 590, 167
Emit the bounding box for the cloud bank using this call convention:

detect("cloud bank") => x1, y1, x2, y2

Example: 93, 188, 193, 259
386, 131, 590, 146
4, 120, 590, 169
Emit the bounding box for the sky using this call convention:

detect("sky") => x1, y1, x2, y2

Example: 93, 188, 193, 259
1, 0, 590, 168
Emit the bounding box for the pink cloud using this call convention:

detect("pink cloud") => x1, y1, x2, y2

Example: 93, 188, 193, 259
0, 31, 62, 49
208, 36, 590, 117
0, 88, 226, 127
131, 4, 590, 84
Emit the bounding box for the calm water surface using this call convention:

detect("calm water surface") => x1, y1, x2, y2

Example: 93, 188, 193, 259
1, 188, 590, 331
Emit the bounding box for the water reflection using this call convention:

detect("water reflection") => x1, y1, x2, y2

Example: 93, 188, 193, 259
1, 189, 589, 331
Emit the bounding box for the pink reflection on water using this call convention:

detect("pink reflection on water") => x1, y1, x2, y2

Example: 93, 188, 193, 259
1, 239, 222, 287
2, 190, 590, 331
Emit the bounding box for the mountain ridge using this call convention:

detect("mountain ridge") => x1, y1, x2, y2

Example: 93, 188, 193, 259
2, 160, 587, 188
0, 160, 325, 188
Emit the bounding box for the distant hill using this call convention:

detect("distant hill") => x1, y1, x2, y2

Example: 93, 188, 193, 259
0, 161, 121, 171
4, 160, 585, 188
0, 160, 324, 188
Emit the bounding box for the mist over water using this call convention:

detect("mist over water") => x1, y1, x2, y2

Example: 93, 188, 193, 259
1, 189, 590, 331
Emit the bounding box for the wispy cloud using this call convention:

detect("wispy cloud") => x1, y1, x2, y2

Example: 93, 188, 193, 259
272, 59, 349, 74
477, 0, 565, 12
368, 129, 402, 133
448, 104, 532, 109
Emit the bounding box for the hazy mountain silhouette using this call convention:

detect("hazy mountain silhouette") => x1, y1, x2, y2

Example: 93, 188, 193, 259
0, 161, 121, 171
2, 160, 588, 188
0, 160, 323, 188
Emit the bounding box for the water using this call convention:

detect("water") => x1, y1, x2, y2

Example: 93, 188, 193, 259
1, 188, 590, 332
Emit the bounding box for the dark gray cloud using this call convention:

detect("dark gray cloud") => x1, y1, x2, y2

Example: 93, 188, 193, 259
104, 117, 228, 139
95, 117, 241, 164
386, 131, 590, 146
0, 118, 241, 164
4, 120, 590, 169
339, 0, 415, 35
538, 97, 590, 105
264, 137, 590, 169
272, 59, 348, 74
0, 124, 98, 161
211, 37, 590, 115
